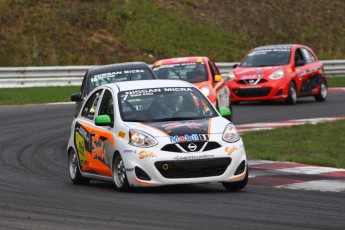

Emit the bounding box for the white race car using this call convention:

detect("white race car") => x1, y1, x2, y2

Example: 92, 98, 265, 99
67, 79, 248, 192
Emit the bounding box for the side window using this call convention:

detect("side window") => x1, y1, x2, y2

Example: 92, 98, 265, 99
98, 90, 114, 122
81, 89, 103, 120
208, 61, 218, 77
80, 71, 88, 97
294, 49, 305, 63
301, 48, 315, 63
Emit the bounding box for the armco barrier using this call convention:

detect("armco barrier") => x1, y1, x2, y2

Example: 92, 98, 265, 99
0, 60, 344, 88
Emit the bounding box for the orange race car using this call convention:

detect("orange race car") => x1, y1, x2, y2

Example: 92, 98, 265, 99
152, 57, 232, 121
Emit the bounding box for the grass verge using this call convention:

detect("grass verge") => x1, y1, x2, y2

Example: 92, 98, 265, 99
327, 76, 345, 87
241, 119, 345, 168
0, 86, 79, 105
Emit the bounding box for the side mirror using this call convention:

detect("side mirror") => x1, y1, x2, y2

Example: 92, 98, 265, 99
95, 115, 113, 127
71, 93, 83, 102
214, 75, 223, 82
233, 64, 239, 69
295, 60, 306, 67
219, 107, 232, 117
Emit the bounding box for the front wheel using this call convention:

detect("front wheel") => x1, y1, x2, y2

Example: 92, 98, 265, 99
68, 149, 89, 185
286, 82, 297, 105
314, 79, 327, 102
112, 153, 131, 192
222, 167, 248, 192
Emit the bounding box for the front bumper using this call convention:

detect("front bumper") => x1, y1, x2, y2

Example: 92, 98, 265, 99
120, 134, 247, 187
228, 79, 290, 102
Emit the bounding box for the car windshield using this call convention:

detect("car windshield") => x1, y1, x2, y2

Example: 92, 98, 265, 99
119, 87, 218, 122
152, 62, 208, 83
240, 47, 291, 67
87, 68, 155, 94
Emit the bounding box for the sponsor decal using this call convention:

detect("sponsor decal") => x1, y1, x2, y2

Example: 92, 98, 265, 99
118, 131, 126, 139
162, 122, 202, 131
75, 132, 87, 165
77, 125, 90, 142
123, 87, 193, 98
124, 149, 137, 154
138, 150, 156, 159
248, 47, 290, 56
91, 69, 145, 82
225, 146, 238, 155
169, 134, 209, 143
241, 75, 259, 80
125, 168, 134, 172
91, 134, 109, 164
173, 154, 214, 161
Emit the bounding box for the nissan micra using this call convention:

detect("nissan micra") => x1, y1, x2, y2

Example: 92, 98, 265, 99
67, 79, 248, 192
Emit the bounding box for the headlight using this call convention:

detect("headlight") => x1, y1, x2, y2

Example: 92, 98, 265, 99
222, 123, 240, 143
228, 71, 236, 81
129, 130, 158, 147
269, 69, 285, 80
200, 86, 210, 97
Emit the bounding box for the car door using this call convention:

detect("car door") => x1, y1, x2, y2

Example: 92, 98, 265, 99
297, 48, 320, 95
294, 48, 310, 94
75, 89, 115, 177
208, 60, 230, 109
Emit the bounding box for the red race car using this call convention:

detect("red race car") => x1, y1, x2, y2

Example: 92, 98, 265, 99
227, 44, 328, 104
152, 56, 232, 120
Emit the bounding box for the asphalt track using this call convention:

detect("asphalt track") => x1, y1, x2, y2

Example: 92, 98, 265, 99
0, 89, 344, 229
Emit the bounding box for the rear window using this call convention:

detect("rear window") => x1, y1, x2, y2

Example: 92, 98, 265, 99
87, 68, 155, 94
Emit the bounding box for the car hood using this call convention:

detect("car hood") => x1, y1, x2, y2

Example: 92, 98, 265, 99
124, 116, 229, 137
233, 66, 283, 79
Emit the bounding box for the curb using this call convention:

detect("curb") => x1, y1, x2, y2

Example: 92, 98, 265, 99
248, 159, 345, 192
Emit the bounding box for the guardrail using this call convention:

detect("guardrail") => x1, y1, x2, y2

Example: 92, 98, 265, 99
0, 60, 344, 88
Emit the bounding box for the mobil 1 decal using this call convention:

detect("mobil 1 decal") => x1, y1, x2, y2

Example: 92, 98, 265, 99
146, 119, 210, 143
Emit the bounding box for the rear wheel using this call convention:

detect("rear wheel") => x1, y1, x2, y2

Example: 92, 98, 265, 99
222, 167, 248, 192
314, 79, 327, 102
112, 153, 131, 192
68, 149, 89, 185
286, 82, 297, 105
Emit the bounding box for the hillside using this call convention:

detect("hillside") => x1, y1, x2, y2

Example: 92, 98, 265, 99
0, 0, 344, 66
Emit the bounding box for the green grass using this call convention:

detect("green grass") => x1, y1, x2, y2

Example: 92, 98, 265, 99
241, 119, 345, 168
327, 77, 345, 87
0, 86, 79, 105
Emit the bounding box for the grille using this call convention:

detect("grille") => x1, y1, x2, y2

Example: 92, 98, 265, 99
154, 157, 231, 179
233, 87, 271, 97
161, 141, 221, 153
238, 79, 268, 85
203, 142, 222, 151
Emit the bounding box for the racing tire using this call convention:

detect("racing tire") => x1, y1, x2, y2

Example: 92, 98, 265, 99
222, 167, 248, 192
314, 79, 327, 102
286, 82, 297, 105
68, 149, 90, 185
112, 153, 131, 192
